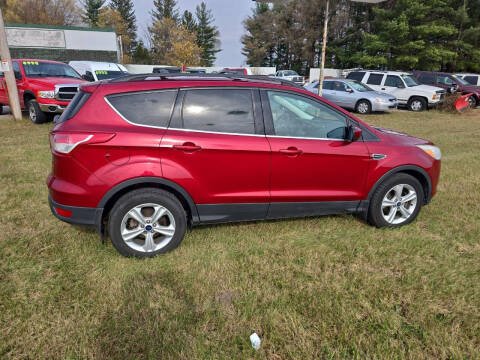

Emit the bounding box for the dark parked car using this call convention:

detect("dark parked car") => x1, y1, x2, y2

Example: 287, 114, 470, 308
48, 74, 441, 257
152, 67, 182, 74
413, 71, 480, 107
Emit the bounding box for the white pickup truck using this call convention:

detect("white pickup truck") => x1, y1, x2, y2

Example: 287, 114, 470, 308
274, 70, 305, 85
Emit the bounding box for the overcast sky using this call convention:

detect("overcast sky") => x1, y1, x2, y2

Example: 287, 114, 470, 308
132, 0, 254, 66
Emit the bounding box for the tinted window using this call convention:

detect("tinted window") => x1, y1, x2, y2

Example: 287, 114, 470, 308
437, 75, 454, 86
267, 91, 347, 139
384, 75, 404, 88
13, 62, 22, 79
464, 76, 478, 85
322, 81, 333, 90
347, 71, 365, 82
107, 90, 177, 127
182, 89, 255, 134
58, 91, 91, 123
417, 73, 435, 84
366, 73, 384, 85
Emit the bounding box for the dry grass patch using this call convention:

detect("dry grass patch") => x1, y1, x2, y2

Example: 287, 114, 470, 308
0, 110, 479, 359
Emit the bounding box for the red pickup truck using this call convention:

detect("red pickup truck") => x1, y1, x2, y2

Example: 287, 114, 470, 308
0, 59, 87, 123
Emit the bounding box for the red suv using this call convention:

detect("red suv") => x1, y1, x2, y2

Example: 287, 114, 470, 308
47, 74, 442, 257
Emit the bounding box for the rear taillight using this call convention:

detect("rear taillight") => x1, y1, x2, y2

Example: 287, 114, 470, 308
50, 133, 115, 154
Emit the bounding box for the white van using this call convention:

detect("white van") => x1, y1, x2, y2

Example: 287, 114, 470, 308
346, 70, 446, 111
68, 61, 128, 82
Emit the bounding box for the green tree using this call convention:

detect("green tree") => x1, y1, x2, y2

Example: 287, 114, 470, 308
182, 10, 197, 33
81, 0, 105, 27
109, 0, 137, 46
151, 0, 178, 23
195, 2, 220, 66
132, 40, 152, 64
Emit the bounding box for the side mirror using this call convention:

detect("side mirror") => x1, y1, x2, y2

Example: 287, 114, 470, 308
346, 88, 354, 93
82, 74, 94, 82
346, 125, 362, 142
14, 71, 22, 80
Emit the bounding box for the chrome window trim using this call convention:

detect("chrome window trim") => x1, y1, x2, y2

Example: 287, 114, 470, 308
266, 135, 345, 141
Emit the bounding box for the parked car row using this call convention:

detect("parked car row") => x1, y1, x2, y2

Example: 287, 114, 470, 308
303, 69, 480, 113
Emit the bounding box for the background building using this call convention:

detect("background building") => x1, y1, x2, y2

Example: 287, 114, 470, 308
5, 23, 119, 63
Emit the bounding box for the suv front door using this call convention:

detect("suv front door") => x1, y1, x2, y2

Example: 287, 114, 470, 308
262, 90, 370, 218
382, 75, 409, 104
161, 88, 271, 223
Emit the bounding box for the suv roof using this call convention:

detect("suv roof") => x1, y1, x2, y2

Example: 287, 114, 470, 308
357, 70, 413, 76
107, 73, 304, 89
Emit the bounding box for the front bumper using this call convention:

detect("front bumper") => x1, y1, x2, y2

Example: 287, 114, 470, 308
372, 101, 398, 112
49, 195, 101, 227
39, 103, 67, 114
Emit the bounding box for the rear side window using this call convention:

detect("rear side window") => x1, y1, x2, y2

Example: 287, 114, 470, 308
366, 73, 384, 85
107, 90, 177, 127
417, 73, 435, 84
346, 71, 365, 82
464, 76, 478, 85
322, 81, 333, 90
58, 91, 91, 123
181, 89, 255, 134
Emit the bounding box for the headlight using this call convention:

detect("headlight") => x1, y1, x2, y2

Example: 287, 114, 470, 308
417, 145, 441, 160
38, 90, 55, 99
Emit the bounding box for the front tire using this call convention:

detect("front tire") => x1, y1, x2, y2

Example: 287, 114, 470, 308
27, 99, 48, 124
108, 188, 187, 257
368, 173, 424, 228
408, 97, 427, 112
356, 100, 371, 114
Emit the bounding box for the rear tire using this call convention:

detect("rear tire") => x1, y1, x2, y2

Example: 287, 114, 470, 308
0, 104, 3, 115
27, 99, 47, 124
408, 97, 427, 112
108, 188, 187, 258
356, 100, 371, 114
368, 173, 424, 228
467, 95, 477, 108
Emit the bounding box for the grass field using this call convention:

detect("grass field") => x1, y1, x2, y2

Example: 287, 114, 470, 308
0, 110, 479, 359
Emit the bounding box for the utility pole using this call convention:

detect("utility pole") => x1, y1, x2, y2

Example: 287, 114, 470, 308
0, 9, 21, 121
318, 0, 329, 97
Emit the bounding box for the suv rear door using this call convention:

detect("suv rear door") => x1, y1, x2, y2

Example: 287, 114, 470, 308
160, 87, 271, 223
261, 90, 370, 218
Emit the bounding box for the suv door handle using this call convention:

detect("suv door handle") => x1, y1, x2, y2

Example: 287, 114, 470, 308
173, 142, 202, 152
279, 147, 302, 156
381, 88, 386, 90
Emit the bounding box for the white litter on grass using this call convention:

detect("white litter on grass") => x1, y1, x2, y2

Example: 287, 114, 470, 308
250, 332, 261, 350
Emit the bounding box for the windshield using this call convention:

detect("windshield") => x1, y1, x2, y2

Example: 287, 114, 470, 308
347, 80, 373, 92
23, 61, 82, 79
452, 74, 469, 85
95, 70, 125, 80
283, 70, 299, 76
402, 75, 420, 87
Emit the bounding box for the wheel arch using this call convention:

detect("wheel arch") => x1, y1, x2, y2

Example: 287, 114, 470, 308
367, 165, 432, 205
96, 177, 200, 236
355, 98, 372, 111
23, 90, 36, 105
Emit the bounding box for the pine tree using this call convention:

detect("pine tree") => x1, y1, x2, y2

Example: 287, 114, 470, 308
151, 0, 178, 23
109, 0, 137, 44
195, 2, 220, 66
182, 10, 197, 33
81, 0, 105, 27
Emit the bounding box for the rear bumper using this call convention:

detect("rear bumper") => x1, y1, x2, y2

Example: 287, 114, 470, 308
49, 195, 101, 227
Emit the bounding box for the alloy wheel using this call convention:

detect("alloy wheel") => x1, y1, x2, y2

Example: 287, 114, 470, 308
29, 103, 37, 122
381, 184, 418, 225
358, 102, 369, 114
411, 100, 423, 111
120, 203, 176, 253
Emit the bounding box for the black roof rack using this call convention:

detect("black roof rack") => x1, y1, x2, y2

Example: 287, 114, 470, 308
108, 73, 304, 89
